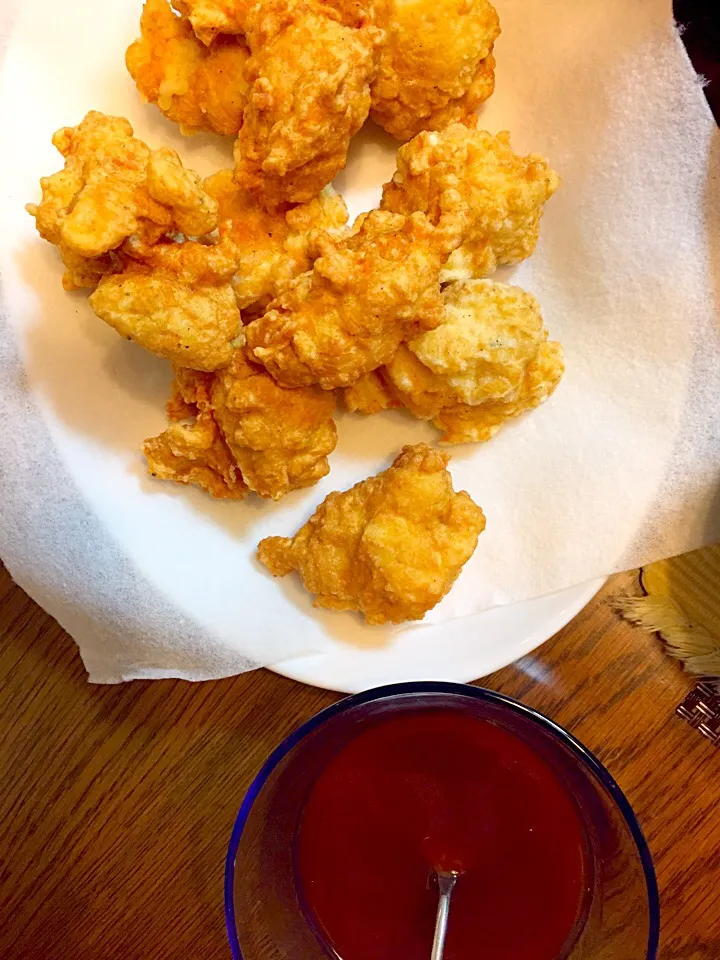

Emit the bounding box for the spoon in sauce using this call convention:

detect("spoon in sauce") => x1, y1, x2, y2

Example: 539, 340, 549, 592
430, 869, 459, 960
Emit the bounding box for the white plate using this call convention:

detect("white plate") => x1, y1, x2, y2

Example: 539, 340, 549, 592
271, 578, 605, 693
1, 0, 656, 688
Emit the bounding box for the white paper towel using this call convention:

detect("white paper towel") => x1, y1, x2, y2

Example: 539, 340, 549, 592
0, 0, 718, 682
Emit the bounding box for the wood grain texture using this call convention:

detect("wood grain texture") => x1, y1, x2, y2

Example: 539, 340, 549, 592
0, 564, 718, 960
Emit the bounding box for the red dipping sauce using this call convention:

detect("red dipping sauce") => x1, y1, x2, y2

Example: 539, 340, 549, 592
296, 710, 589, 960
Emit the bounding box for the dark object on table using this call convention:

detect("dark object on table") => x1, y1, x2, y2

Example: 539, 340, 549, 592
675, 0, 720, 122
226, 683, 660, 960
676, 680, 720, 746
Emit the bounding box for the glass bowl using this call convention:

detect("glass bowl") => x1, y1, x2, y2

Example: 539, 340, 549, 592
225, 681, 660, 960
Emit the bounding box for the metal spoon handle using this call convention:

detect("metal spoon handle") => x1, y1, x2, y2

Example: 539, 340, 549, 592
431, 872, 458, 960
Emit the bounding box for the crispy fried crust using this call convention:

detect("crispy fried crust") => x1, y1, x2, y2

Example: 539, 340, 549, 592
126, 0, 250, 135
381, 119, 560, 281
408, 278, 548, 404
166, 366, 215, 419
88, 235, 242, 371
370, 0, 499, 140
343, 369, 397, 414
26, 112, 243, 369
347, 280, 565, 443
258, 442, 486, 623
233, 0, 383, 207
143, 410, 248, 499
245, 210, 459, 389
27, 112, 218, 255
172, 0, 250, 45
145, 364, 246, 499
204, 169, 348, 310
434, 340, 565, 443
26, 111, 220, 291
145, 352, 338, 500
210, 350, 337, 500
89, 268, 240, 371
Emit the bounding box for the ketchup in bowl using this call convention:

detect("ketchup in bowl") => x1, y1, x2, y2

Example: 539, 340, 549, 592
296, 709, 589, 960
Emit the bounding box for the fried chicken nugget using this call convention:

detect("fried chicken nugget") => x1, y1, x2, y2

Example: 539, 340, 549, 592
145, 352, 337, 499
379, 280, 564, 441
408, 279, 548, 403
370, 0, 500, 140
146, 147, 221, 236
203, 169, 348, 310
211, 349, 337, 499
344, 340, 564, 443
381, 119, 560, 282
26, 112, 220, 289
258, 443, 486, 623
126, 0, 251, 136
433, 341, 565, 444
89, 235, 242, 371
233, 0, 383, 206
246, 210, 458, 389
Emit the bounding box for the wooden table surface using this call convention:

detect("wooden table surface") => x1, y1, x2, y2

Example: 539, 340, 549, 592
3, 14, 716, 960
1, 564, 719, 960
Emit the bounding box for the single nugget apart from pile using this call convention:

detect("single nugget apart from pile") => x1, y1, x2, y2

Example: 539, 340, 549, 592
345, 279, 565, 443
204, 169, 348, 311
371, 0, 500, 140
233, 0, 384, 207
126, 0, 251, 136
258, 443, 486, 623
381, 118, 560, 280
246, 209, 460, 389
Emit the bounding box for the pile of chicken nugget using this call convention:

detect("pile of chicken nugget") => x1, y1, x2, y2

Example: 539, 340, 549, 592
27, 0, 563, 625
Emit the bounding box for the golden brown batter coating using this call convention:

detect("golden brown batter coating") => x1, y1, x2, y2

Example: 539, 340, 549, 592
433, 341, 565, 444
343, 369, 397, 415
88, 235, 242, 371
258, 443, 486, 623
126, 0, 250, 136
204, 169, 348, 311
26, 112, 220, 289
381, 119, 560, 281
344, 280, 565, 443
172, 0, 250, 45
233, 0, 383, 207
210, 350, 338, 500
407, 278, 549, 404
370, 0, 499, 140
246, 210, 459, 390
144, 409, 248, 499
145, 352, 338, 500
